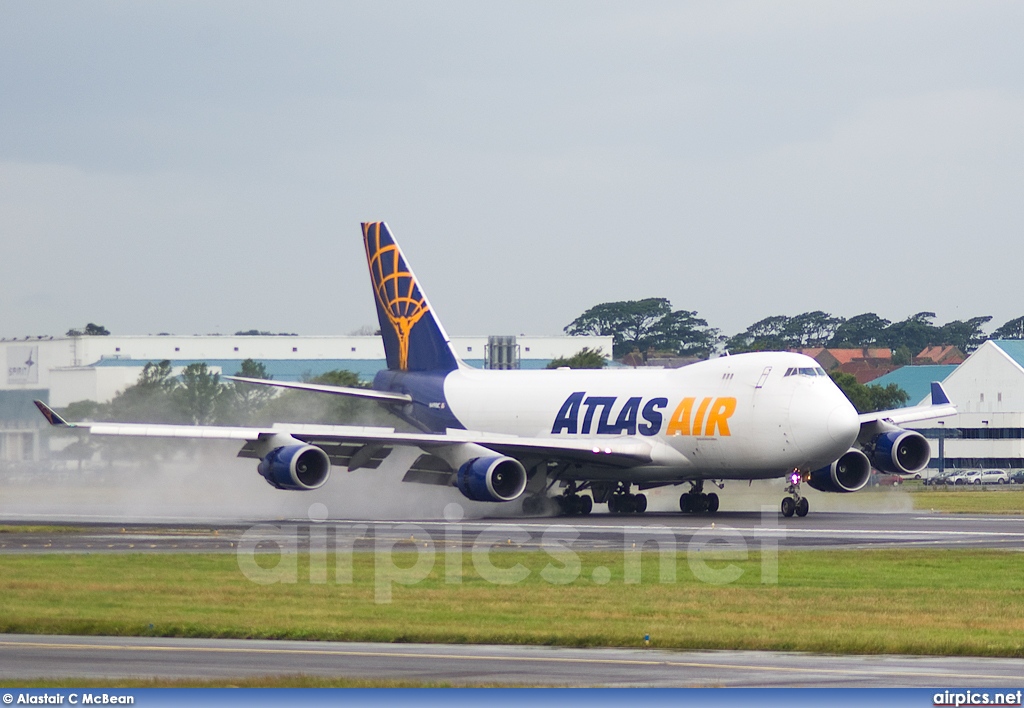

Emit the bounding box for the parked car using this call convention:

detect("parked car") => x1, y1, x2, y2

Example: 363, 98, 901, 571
975, 469, 1009, 484
924, 471, 954, 486
868, 471, 903, 487
945, 469, 976, 485
1010, 470, 1024, 484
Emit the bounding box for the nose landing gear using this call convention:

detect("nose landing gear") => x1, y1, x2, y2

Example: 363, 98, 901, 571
782, 471, 809, 518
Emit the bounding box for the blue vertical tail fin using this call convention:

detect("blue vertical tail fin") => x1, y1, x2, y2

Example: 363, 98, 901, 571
362, 222, 461, 373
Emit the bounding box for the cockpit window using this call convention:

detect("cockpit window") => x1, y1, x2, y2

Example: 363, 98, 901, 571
786, 367, 829, 378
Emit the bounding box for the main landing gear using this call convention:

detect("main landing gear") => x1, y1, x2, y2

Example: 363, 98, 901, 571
557, 492, 593, 516
679, 480, 719, 514
606, 487, 647, 514
781, 471, 809, 518
585, 482, 647, 514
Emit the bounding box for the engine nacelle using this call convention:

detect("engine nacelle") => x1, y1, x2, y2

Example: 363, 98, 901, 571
456, 456, 528, 502
808, 448, 872, 493
258, 444, 331, 491
869, 430, 931, 475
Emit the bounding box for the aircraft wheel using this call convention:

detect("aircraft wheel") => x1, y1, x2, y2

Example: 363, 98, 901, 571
706, 492, 719, 513
621, 494, 637, 513
795, 497, 809, 517
695, 493, 709, 513
608, 496, 619, 514
633, 493, 647, 513
781, 497, 796, 518
579, 495, 593, 515
679, 494, 691, 513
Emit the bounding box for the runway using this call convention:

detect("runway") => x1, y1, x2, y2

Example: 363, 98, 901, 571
2, 511, 1024, 552
3, 512, 1023, 687
1, 634, 1022, 687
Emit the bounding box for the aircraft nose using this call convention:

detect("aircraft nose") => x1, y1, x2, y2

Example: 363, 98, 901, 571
788, 387, 860, 464
827, 402, 860, 445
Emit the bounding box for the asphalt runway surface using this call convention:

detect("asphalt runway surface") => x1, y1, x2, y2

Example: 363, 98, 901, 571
3, 513, 1024, 687
2, 511, 1024, 552
1, 634, 1022, 687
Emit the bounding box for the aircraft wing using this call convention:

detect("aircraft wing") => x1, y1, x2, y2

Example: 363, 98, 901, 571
33, 401, 652, 469
857, 382, 957, 428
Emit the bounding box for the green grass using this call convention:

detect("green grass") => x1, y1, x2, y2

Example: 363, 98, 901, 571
2, 550, 1024, 657
0, 525, 86, 534
909, 487, 1024, 514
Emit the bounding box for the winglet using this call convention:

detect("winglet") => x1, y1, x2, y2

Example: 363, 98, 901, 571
34, 400, 72, 427
930, 382, 951, 406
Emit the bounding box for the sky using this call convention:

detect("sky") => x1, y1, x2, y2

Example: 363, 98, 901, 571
2, 1, 1023, 342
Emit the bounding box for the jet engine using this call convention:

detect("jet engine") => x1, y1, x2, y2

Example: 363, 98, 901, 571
456, 456, 528, 502
808, 448, 872, 493
868, 430, 931, 475
258, 444, 331, 491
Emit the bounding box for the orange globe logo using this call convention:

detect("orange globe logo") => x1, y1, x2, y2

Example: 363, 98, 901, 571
363, 222, 430, 371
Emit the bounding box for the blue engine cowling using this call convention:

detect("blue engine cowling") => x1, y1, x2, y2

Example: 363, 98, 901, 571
869, 430, 930, 475
456, 456, 528, 502
808, 448, 872, 493
258, 445, 331, 491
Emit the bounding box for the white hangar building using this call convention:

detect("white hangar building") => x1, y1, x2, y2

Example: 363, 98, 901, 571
0, 332, 611, 463
876, 340, 1024, 472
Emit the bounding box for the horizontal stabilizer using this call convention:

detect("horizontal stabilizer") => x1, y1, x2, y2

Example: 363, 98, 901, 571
224, 376, 412, 403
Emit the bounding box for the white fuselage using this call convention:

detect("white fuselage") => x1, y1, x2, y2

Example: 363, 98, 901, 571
442, 351, 860, 483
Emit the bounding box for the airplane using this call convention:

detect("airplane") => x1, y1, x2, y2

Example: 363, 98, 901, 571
35, 221, 956, 517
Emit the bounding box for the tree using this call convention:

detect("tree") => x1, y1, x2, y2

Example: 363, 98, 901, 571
546, 347, 607, 369
310, 370, 367, 388
783, 311, 845, 348
66, 322, 110, 337
881, 312, 940, 353
174, 363, 229, 425
891, 345, 913, 366
829, 372, 909, 413
60, 399, 109, 421
726, 315, 790, 352
230, 359, 277, 423
565, 298, 717, 359
85, 323, 110, 336
991, 316, 1024, 340
107, 360, 180, 423
830, 313, 891, 347
938, 316, 991, 354
253, 369, 397, 427
658, 310, 719, 358
102, 360, 182, 462
564, 298, 666, 358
